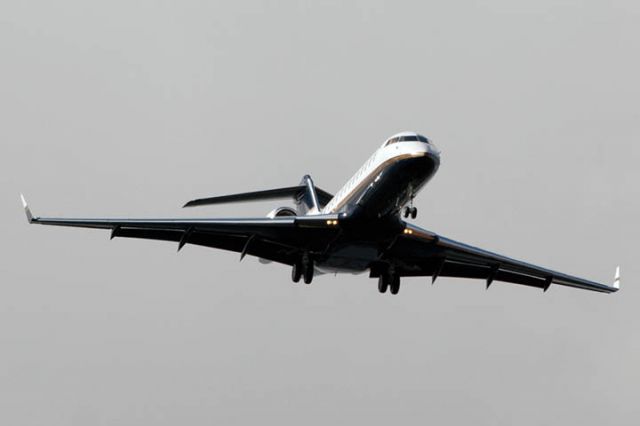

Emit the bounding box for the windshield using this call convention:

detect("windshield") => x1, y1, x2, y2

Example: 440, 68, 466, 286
385, 134, 430, 146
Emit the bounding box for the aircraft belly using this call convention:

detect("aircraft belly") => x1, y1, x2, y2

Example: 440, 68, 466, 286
317, 243, 379, 272
354, 155, 439, 219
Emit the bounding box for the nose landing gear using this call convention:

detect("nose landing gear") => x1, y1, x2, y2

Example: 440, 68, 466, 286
402, 188, 418, 219
403, 206, 417, 219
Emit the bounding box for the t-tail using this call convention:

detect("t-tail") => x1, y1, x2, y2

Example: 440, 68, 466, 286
182, 175, 334, 216
296, 175, 322, 215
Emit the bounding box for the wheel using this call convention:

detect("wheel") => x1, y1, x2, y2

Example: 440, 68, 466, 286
390, 275, 400, 295
292, 262, 302, 283
378, 275, 388, 293
410, 207, 417, 219
303, 259, 314, 284
403, 206, 410, 218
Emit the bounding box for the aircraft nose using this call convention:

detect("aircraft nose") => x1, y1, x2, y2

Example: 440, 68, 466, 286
426, 141, 440, 159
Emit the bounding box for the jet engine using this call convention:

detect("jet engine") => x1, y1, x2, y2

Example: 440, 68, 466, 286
259, 207, 296, 264
266, 206, 297, 219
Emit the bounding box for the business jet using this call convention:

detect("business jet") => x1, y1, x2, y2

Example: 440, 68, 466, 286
21, 131, 620, 295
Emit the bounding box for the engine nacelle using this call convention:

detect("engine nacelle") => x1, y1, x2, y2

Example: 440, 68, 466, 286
266, 206, 297, 219
260, 207, 297, 265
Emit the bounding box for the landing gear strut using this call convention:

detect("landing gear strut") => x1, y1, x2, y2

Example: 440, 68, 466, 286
402, 189, 418, 219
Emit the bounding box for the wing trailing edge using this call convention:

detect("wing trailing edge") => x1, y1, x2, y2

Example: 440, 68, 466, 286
395, 223, 620, 294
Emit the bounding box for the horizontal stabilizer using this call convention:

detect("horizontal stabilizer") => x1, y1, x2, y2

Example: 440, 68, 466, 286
183, 186, 333, 208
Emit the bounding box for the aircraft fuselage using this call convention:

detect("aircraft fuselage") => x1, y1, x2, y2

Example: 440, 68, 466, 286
316, 133, 441, 273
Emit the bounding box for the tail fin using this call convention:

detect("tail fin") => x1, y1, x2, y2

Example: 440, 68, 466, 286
296, 175, 321, 215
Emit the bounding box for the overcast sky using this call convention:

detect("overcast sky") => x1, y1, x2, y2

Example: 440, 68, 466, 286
1, 1, 639, 425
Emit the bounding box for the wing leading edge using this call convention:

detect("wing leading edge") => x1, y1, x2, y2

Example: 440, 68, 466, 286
20, 195, 340, 265
393, 223, 619, 293
21, 195, 619, 294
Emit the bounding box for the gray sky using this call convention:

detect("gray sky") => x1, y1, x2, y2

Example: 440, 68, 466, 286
1, 1, 639, 425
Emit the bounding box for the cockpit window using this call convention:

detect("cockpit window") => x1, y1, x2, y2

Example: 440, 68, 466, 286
385, 135, 430, 146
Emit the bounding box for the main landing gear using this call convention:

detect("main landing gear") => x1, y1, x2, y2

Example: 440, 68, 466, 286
378, 271, 400, 295
292, 255, 314, 284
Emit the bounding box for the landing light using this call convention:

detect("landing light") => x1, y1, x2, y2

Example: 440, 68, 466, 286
326, 219, 339, 226
403, 228, 414, 235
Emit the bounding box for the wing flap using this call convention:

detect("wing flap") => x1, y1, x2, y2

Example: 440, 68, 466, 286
114, 228, 296, 265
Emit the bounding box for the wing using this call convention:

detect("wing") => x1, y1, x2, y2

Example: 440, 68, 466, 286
21, 195, 339, 265
385, 223, 619, 293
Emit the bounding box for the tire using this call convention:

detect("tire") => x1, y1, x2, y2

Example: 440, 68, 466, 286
390, 275, 400, 295
411, 207, 417, 219
292, 262, 302, 283
303, 260, 314, 284
403, 207, 410, 218
378, 275, 388, 293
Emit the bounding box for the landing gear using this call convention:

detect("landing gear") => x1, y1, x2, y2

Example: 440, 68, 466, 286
292, 255, 314, 285
390, 275, 400, 294
402, 188, 418, 219
292, 262, 302, 283
303, 258, 314, 284
403, 206, 417, 219
378, 275, 389, 293
378, 270, 401, 295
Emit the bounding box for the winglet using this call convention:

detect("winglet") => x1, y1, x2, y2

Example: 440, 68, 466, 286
613, 266, 621, 290
20, 194, 34, 223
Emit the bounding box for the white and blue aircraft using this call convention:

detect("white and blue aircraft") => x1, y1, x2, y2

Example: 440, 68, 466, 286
21, 132, 620, 295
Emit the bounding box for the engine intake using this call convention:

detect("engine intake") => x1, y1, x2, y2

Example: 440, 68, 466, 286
266, 206, 297, 218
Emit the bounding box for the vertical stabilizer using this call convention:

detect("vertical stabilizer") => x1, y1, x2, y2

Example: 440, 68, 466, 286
296, 175, 321, 215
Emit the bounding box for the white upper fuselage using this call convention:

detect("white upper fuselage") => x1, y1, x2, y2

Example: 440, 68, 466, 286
321, 131, 441, 215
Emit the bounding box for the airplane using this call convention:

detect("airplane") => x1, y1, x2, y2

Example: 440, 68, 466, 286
21, 131, 620, 295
